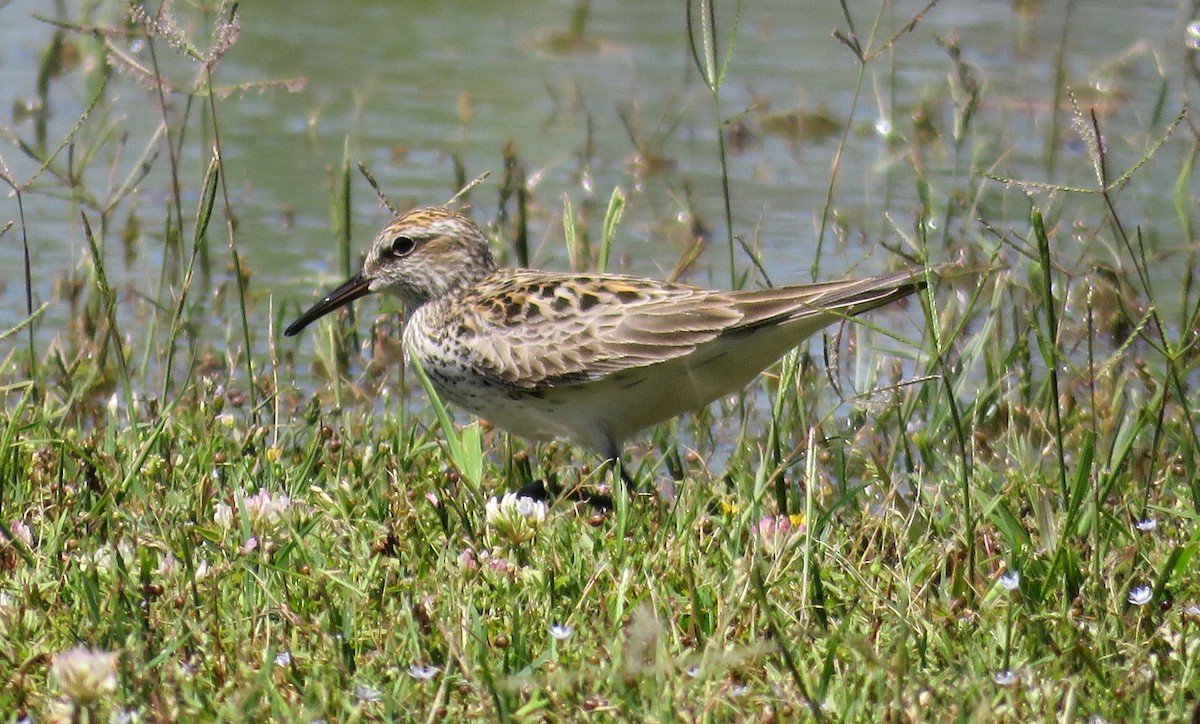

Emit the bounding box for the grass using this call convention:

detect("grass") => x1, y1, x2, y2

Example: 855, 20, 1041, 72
2, 0, 1200, 721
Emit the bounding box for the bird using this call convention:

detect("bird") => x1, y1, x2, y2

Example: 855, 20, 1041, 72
285, 206, 927, 495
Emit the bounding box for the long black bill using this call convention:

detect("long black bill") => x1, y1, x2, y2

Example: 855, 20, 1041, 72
284, 271, 372, 337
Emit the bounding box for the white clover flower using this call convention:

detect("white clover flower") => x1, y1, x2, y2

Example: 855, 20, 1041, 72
485, 493, 546, 545
52, 647, 119, 704
213, 503, 233, 529
243, 488, 293, 530
217, 489, 296, 535
755, 514, 805, 556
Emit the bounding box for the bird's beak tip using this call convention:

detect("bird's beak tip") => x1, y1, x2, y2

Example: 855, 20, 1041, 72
284, 272, 372, 338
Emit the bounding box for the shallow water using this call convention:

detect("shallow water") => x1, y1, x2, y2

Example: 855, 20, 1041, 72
0, 0, 1191, 346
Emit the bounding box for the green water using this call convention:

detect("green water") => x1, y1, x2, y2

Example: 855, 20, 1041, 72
0, 0, 1191, 339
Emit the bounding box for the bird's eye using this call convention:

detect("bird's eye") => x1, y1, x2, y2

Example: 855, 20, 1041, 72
390, 236, 416, 257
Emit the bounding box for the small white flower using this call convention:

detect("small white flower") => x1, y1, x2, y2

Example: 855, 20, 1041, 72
355, 685, 382, 702
52, 647, 119, 704
485, 493, 546, 545
686, 666, 701, 678
274, 651, 292, 667
1184, 604, 1200, 619
549, 623, 573, 641
243, 488, 293, 530
1135, 518, 1157, 532
730, 684, 749, 697
213, 503, 233, 529
407, 664, 440, 681
1128, 585, 1153, 606
999, 570, 1020, 591
993, 669, 1017, 686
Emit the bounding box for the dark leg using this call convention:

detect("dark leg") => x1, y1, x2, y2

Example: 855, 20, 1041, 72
513, 477, 612, 511
609, 457, 637, 491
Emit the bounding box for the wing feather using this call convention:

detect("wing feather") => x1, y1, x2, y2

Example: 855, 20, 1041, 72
449, 268, 923, 389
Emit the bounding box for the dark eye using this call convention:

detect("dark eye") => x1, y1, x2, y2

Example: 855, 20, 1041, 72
390, 236, 416, 257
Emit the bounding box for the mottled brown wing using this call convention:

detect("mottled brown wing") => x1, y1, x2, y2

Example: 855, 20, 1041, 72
454, 270, 741, 387
455, 268, 925, 389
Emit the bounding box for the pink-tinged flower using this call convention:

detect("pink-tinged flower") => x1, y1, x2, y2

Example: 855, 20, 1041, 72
215, 488, 296, 534
457, 548, 477, 571
5, 521, 32, 548
243, 488, 293, 529
755, 514, 806, 555
52, 647, 119, 704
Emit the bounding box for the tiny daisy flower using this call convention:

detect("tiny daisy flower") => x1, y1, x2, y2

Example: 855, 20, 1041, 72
52, 647, 119, 704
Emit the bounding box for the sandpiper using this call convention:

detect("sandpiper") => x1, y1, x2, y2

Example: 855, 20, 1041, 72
286, 206, 927, 486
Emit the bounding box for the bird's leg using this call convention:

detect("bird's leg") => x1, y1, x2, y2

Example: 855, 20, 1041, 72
607, 457, 637, 491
